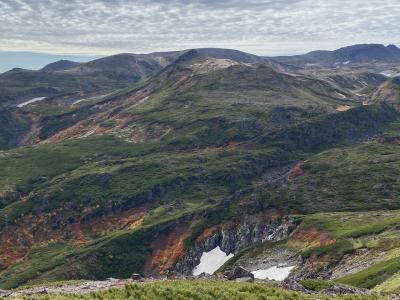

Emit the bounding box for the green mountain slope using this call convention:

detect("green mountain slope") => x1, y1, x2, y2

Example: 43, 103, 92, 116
0, 53, 179, 106
0, 48, 400, 292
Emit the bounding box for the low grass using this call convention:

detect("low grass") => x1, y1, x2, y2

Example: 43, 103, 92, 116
0, 243, 75, 289
300, 211, 400, 240
299, 279, 334, 292
0, 135, 154, 195
259, 138, 400, 213
0, 228, 150, 289
374, 272, 400, 294
336, 256, 400, 289
8, 280, 383, 300
0, 107, 29, 150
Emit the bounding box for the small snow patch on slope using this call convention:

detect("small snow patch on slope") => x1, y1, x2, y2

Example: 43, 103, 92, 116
380, 70, 400, 78
193, 246, 234, 276
17, 97, 46, 108
335, 92, 347, 99
252, 266, 295, 281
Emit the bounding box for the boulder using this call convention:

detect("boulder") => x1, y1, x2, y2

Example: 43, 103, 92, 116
281, 279, 312, 294
131, 273, 143, 281
225, 266, 254, 280
0, 289, 11, 297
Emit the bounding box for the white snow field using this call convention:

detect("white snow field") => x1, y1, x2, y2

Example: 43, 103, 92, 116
17, 97, 46, 108
252, 265, 295, 281
192, 246, 234, 276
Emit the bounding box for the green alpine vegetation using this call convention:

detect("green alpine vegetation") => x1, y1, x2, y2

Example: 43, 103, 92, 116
1, 45, 400, 297
7, 281, 383, 300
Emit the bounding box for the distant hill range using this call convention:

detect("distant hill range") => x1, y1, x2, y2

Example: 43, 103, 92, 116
0, 48, 279, 105
270, 44, 400, 67
0, 44, 399, 105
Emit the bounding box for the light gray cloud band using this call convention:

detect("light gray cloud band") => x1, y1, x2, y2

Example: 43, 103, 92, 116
0, 0, 399, 55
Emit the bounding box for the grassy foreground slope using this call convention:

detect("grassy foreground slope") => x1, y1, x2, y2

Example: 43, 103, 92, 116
8, 281, 382, 300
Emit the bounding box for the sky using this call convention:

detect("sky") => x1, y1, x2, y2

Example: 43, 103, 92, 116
0, 0, 400, 71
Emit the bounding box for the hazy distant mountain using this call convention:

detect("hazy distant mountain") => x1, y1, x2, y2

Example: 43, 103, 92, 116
0, 52, 183, 104
271, 44, 400, 67
41, 60, 81, 72
0, 51, 101, 73
0, 48, 277, 105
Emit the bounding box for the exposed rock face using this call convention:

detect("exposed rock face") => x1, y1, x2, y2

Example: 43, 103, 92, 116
3, 279, 135, 297
281, 280, 371, 296
250, 247, 299, 271
291, 248, 386, 281
329, 249, 385, 280
175, 212, 298, 275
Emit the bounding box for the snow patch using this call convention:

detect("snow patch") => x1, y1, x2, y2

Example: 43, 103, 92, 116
80, 128, 97, 138
72, 98, 89, 105
252, 265, 295, 281
342, 60, 351, 65
380, 71, 400, 78
193, 246, 234, 276
72, 93, 111, 105
336, 105, 351, 112
335, 92, 347, 99
17, 97, 46, 108
380, 71, 392, 77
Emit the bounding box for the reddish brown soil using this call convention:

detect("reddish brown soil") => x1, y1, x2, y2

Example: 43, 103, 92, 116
290, 228, 336, 249
287, 161, 305, 181
196, 226, 219, 243
145, 222, 192, 275
0, 204, 151, 267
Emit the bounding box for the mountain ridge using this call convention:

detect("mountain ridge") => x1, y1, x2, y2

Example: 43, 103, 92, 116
271, 43, 400, 67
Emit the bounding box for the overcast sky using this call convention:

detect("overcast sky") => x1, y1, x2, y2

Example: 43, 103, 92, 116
1, 0, 399, 57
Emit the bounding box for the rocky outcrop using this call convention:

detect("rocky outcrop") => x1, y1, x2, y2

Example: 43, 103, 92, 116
1, 279, 136, 297
322, 284, 370, 296
0, 289, 11, 297
281, 280, 370, 296
225, 266, 254, 280
280, 279, 370, 297
281, 279, 312, 294
175, 212, 298, 275
235, 246, 300, 277
291, 248, 386, 281
131, 273, 143, 281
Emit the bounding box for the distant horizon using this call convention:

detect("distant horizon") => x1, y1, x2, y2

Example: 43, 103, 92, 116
0, 52, 103, 73
1, 42, 399, 73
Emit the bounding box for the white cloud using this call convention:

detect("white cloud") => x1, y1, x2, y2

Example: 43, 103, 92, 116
0, 0, 399, 56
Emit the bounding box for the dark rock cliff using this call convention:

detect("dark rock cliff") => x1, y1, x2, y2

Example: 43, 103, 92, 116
175, 213, 299, 275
